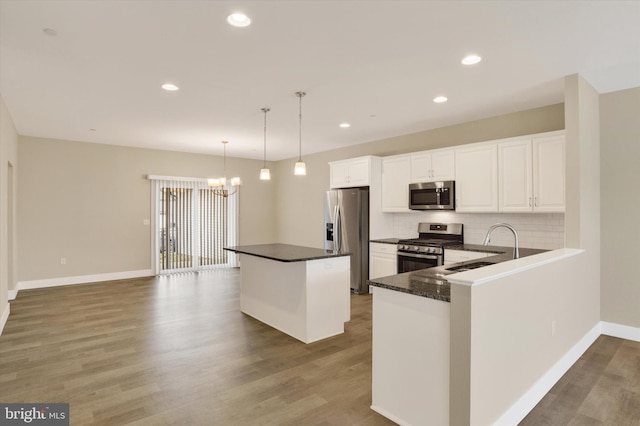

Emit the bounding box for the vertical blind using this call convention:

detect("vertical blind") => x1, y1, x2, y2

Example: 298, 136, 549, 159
149, 176, 238, 274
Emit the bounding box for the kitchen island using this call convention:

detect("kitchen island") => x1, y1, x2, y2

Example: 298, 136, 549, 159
224, 244, 351, 344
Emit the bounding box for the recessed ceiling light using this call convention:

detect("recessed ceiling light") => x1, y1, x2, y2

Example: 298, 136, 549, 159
433, 96, 448, 103
161, 83, 180, 91
339, 123, 351, 128
461, 54, 482, 65
43, 28, 58, 36
227, 13, 251, 27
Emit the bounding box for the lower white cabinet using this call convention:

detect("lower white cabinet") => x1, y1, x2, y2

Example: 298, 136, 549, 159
444, 249, 491, 265
370, 243, 397, 279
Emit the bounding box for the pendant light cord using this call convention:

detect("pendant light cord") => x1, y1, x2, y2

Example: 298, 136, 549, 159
262, 108, 270, 168
296, 91, 306, 161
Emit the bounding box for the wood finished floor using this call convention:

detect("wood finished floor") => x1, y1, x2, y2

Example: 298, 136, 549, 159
0, 270, 395, 425
2, 271, 639, 425
520, 334, 640, 426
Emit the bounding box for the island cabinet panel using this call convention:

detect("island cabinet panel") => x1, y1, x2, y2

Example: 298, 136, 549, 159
381, 155, 411, 212
371, 286, 450, 426
239, 254, 350, 344
455, 143, 499, 212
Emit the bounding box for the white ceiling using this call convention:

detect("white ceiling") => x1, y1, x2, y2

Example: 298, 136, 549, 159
1, 0, 639, 160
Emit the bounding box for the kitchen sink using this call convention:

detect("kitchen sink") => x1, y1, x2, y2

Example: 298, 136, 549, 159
445, 261, 496, 272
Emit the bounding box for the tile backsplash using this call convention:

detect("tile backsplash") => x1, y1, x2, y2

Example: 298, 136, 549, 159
392, 211, 565, 250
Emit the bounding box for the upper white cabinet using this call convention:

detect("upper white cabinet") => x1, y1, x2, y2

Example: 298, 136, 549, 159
532, 133, 565, 212
330, 156, 371, 188
498, 131, 565, 212
410, 149, 455, 183
382, 155, 411, 212
455, 143, 499, 212
498, 138, 533, 212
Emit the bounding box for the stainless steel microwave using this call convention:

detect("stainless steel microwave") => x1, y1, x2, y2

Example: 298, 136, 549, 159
409, 181, 455, 210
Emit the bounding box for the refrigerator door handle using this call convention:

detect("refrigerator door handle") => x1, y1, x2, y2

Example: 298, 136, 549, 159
334, 204, 342, 253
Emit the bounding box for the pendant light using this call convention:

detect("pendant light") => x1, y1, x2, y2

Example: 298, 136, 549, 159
294, 91, 307, 176
208, 141, 241, 197
259, 108, 271, 180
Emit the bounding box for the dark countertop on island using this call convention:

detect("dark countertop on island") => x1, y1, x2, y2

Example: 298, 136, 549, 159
224, 244, 350, 263
368, 245, 547, 302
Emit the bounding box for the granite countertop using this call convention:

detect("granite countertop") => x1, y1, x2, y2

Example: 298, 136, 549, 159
370, 238, 401, 244
224, 244, 350, 263
368, 245, 547, 302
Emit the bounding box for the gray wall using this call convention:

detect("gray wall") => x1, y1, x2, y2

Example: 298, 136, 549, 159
600, 87, 640, 328
0, 95, 19, 324
17, 137, 277, 281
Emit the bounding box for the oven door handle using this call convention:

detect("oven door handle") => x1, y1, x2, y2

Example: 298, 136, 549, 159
398, 253, 440, 260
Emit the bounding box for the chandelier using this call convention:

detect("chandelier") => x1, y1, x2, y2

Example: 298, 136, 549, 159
208, 140, 241, 196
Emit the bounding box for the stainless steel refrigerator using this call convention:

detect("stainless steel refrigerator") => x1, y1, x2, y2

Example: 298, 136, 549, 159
324, 188, 370, 294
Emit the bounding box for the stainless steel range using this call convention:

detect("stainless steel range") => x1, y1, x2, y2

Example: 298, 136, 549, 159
397, 223, 463, 273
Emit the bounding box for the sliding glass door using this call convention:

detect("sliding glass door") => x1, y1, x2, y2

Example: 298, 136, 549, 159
149, 177, 238, 274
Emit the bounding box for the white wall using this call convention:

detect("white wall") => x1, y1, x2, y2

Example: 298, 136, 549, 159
0, 94, 19, 333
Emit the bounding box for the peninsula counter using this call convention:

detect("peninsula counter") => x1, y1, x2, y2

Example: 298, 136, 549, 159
224, 244, 351, 344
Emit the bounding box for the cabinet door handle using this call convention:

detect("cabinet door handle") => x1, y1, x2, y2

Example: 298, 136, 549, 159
529, 197, 532, 207
534, 197, 538, 207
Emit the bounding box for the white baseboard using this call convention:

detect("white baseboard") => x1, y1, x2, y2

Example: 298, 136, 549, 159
17, 269, 153, 291
0, 303, 9, 336
494, 322, 602, 426
601, 321, 640, 342
7, 288, 18, 300
370, 405, 411, 426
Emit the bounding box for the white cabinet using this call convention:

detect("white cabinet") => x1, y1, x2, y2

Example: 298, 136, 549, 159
444, 249, 491, 265
498, 138, 533, 212
455, 143, 498, 212
532, 133, 565, 212
498, 132, 565, 212
370, 243, 397, 279
330, 157, 371, 188
382, 155, 411, 212
410, 149, 455, 183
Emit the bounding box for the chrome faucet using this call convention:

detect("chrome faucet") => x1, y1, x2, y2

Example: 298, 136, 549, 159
483, 223, 520, 259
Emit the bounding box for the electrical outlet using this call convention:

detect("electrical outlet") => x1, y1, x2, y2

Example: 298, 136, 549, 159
551, 320, 557, 337
60, 257, 66, 265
